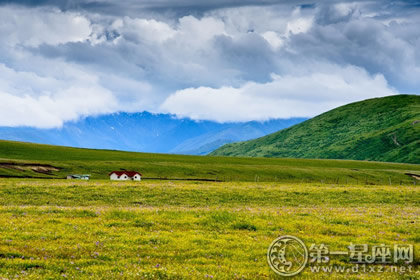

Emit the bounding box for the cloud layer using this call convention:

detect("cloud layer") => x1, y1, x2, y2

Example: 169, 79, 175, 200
0, 1, 419, 127
161, 66, 396, 122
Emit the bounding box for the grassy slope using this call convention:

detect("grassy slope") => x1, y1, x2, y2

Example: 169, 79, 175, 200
0, 179, 418, 279
0, 140, 419, 184
211, 95, 420, 163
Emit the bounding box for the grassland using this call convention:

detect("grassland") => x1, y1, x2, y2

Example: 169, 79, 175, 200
0, 179, 418, 279
212, 95, 420, 164
1, 140, 419, 185
0, 141, 419, 279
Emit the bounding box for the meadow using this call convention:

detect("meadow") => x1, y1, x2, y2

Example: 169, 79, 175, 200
211, 95, 420, 164
0, 179, 418, 279
0, 141, 419, 279
1, 140, 419, 185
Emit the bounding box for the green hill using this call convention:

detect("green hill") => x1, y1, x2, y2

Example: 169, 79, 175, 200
0, 139, 419, 184
211, 95, 420, 163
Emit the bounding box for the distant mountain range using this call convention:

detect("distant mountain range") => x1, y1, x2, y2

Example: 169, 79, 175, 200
211, 95, 420, 164
0, 112, 305, 155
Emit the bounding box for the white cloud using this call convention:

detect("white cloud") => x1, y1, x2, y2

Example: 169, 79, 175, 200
0, 2, 418, 128
113, 17, 176, 44
261, 31, 284, 49
261, 7, 313, 50
177, 16, 226, 43
286, 8, 314, 35
0, 6, 92, 47
160, 65, 397, 122
0, 63, 117, 128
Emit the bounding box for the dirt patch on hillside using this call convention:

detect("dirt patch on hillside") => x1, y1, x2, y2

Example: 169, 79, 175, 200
405, 173, 420, 180
0, 162, 60, 175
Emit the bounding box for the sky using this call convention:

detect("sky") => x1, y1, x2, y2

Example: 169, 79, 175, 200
0, 0, 419, 128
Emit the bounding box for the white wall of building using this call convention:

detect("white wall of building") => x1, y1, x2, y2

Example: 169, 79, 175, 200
110, 173, 120, 180
110, 172, 141, 181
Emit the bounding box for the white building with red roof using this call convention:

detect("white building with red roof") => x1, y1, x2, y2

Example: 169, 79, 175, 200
109, 171, 142, 181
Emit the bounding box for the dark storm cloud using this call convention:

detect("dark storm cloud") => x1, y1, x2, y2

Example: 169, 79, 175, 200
0, 0, 110, 11
0, 0, 331, 16
1, 0, 418, 22
0, 0, 274, 15
213, 33, 275, 83
1, 0, 419, 11
283, 1, 420, 91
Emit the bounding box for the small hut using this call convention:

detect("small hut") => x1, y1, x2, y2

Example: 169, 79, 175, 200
109, 171, 142, 181
66, 174, 90, 180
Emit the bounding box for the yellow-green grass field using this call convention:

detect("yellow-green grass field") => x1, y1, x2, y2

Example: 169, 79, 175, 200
1, 140, 419, 185
0, 179, 418, 279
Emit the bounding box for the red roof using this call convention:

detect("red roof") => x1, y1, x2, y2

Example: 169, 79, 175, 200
109, 171, 142, 177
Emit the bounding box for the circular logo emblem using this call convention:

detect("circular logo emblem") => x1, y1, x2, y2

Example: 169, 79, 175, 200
267, 235, 308, 277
